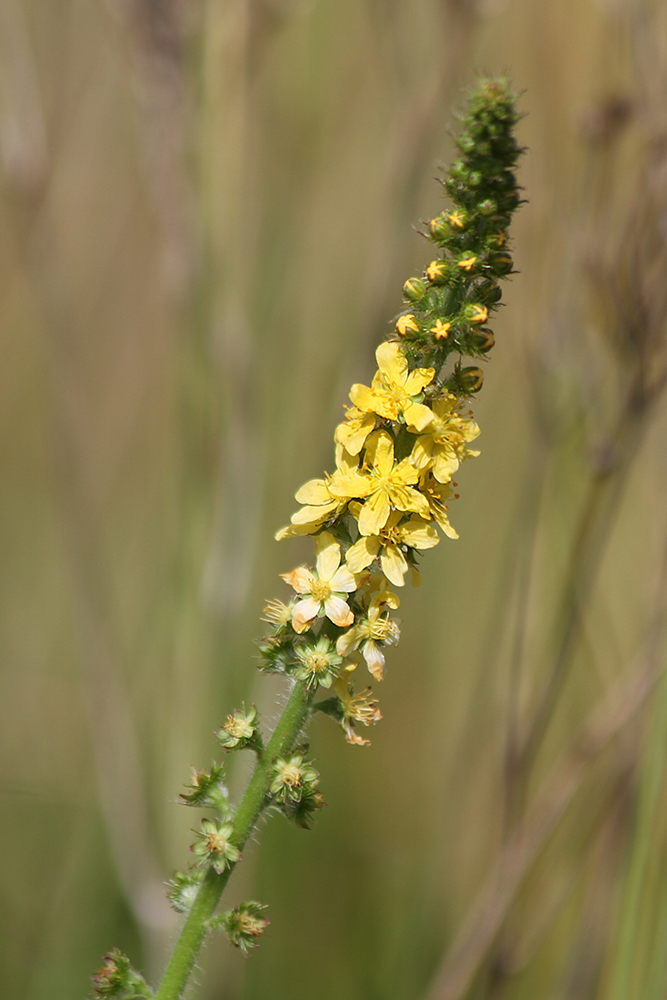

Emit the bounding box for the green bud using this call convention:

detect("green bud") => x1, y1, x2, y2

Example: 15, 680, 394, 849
459, 366, 485, 392
487, 252, 514, 275
477, 198, 497, 216
476, 279, 503, 304
445, 365, 485, 394
468, 329, 495, 353
428, 214, 449, 242
403, 277, 427, 302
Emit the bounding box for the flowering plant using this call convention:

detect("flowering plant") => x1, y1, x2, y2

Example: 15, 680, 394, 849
91, 77, 522, 1000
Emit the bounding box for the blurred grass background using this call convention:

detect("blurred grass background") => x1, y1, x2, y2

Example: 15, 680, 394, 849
3, 1, 667, 998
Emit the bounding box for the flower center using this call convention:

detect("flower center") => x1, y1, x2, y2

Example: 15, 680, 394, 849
305, 651, 330, 673
225, 716, 251, 739
207, 831, 228, 854
280, 764, 302, 787
311, 580, 332, 602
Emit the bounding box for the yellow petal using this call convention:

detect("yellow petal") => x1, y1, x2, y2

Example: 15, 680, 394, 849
376, 341, 408, 386
432, 447, 460, 483
291, 501, 338, 525
389, 458, 420, 486
328, 471, 373, 500
404, 400, 435, 432
358, 489, 391, 535
362, 641, 385, 681
330, 564, 358, 593
346, 536, 380, 573
337, 626, 361, 656
280, 567, 315, 594
324, 596, 354, 628
295, 478, 331, 505
403, 367, 435, 396
315, 532, 341, 581
380, 545, 408, 587
349, 383, 377, 412
292, 596, 320, 631
399, 519, 440, 550
410, 436, 433, 470
367, 431, 395, 477
390, 484, 430, 517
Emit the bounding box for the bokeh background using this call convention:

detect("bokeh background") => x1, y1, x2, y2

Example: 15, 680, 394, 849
3, 1, 667, 998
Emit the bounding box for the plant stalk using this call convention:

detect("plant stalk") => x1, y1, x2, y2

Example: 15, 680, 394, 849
154, 679, 313, 1000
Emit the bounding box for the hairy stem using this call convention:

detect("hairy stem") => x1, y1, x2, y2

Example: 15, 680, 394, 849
154, 680, 312, 1000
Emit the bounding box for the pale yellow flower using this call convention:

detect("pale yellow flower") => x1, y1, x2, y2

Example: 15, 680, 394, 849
330, 430, 430, 535
348, 341, 434, 432
333, 665, 382, 745
336, 590, 401, 680
280, 531, 357, 633
410, 395, 480, 484
346, 511, 440, 587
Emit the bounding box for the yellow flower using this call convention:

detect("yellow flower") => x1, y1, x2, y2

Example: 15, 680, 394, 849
431, 319, 451, 340
419, 472, 460, 539
426, 260, 446, 282
410, 395, 480, 484
275, 447, 359, 540
458, 254, 477, 271
345, 511, 440, 587
331, 430, 430, 535
334, 405, 376, 456
333, 665, 382, 745
396, 314, 419, 336
280, 531, 357, 633
348, 341, 434, 432
336, 590, 401, 681
448, 210, 466, 228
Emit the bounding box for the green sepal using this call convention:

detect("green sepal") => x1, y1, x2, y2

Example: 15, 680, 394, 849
210, 901, 270, 954
165, 868, 204, 914
91, 948, 154, 999
179, 762, 229, 812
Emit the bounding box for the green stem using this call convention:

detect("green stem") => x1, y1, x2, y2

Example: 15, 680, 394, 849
154, 680, 313, 1000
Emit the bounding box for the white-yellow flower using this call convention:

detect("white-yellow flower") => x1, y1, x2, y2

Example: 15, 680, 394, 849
280, 532, 357, 633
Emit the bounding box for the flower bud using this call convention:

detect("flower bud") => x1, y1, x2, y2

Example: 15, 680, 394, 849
488, 252, 514, 275
429, 214, 449, 242
468, 329, 495, 353
445, 366, 485, 394
396, 314, 420, 337
463, 303, 489, 324
477, 198, 497, 216
426, 259, 448, 284
403, 277, 427, 302
476, 279, 502, 304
